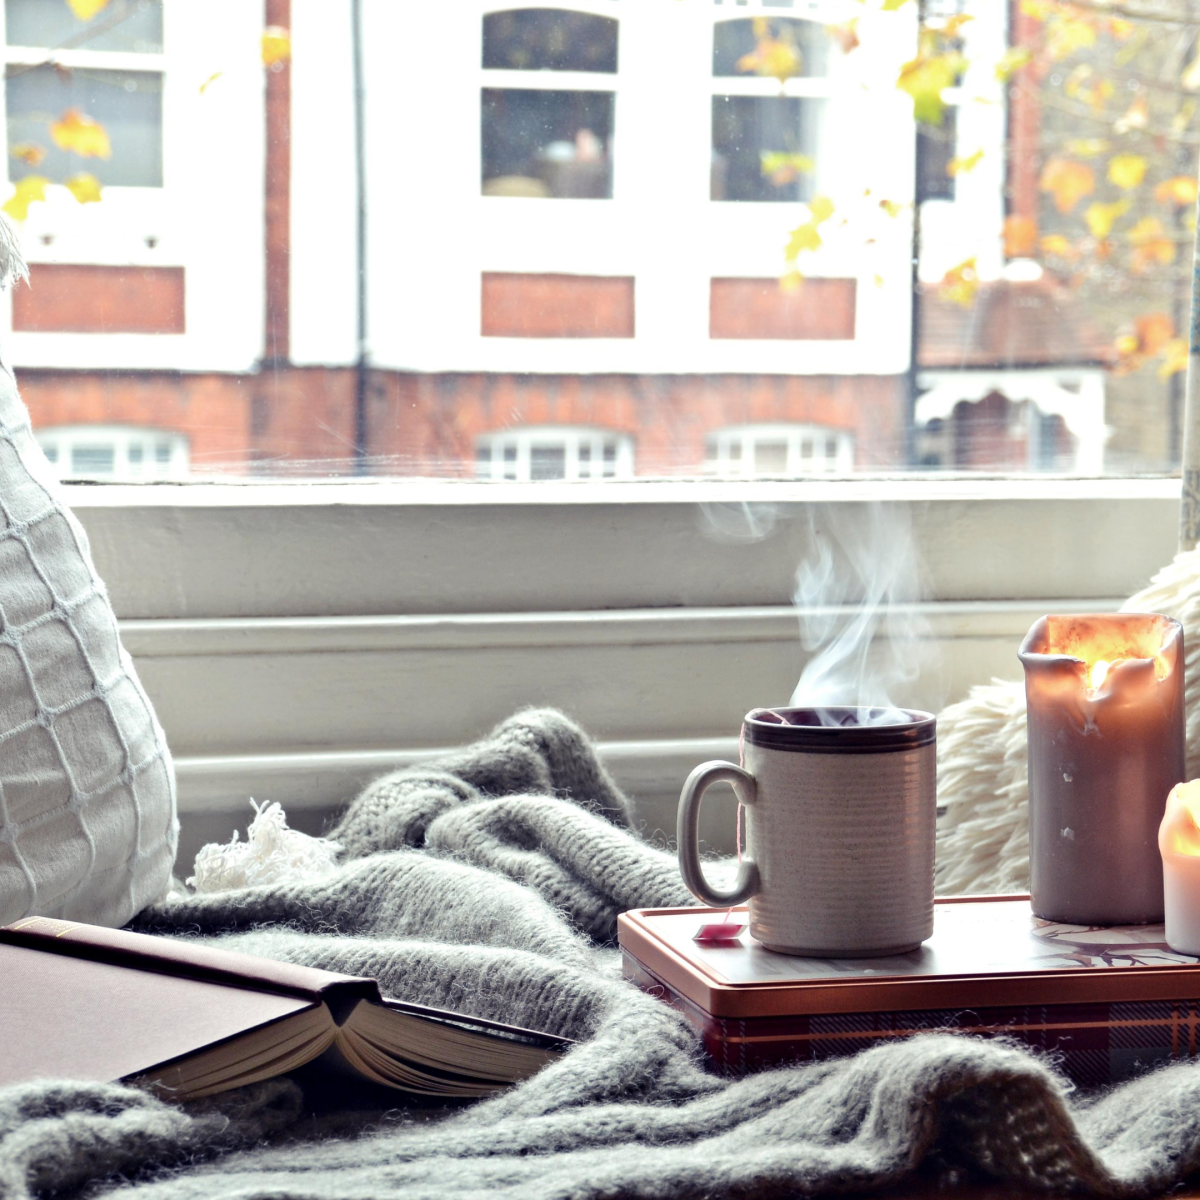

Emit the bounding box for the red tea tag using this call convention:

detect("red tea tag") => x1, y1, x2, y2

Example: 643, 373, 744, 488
694, 920, 746, 943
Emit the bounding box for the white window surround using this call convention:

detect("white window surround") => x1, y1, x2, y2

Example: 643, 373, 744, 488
705, 422, 854, 476
63, 478, 1180, 860
476, 425, 635, 480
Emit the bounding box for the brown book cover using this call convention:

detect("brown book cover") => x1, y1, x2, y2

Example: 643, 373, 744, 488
1, 917, 570, 1100
617, 897, 1200, 1086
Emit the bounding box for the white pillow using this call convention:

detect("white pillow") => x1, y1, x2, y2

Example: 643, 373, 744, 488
0, 352, 177, 926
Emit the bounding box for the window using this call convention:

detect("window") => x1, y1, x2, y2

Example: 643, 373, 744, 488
36, 425, 188, 481
481, 8, 616, 198
704, 423, 854, 476
4, 0, 164, 188
476, 427, 634, 480
712, 17, 829, 78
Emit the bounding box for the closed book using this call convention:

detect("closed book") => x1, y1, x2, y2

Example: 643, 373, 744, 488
1, 917, 569, 1100
617, 897, 1200, 1086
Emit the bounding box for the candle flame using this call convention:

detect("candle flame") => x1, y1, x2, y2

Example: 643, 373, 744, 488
1160, 781, 1200, 858
1090, 659, 1111, 689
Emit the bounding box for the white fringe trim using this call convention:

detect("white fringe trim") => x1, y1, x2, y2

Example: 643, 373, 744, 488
187, 800, 342, 893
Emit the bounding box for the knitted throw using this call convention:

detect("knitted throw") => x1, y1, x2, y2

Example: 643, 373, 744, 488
8, 710, 1200, 1199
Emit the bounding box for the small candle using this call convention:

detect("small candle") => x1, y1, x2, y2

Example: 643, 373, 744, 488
1019, 613, 1185, 925
1160, 781, 1200, 956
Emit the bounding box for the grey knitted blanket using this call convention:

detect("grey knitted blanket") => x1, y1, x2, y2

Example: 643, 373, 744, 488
7, 710, 1200, 1199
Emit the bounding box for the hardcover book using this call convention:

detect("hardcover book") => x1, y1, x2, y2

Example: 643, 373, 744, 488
618, 896, 1200, 1086
1, 917, 569, 1100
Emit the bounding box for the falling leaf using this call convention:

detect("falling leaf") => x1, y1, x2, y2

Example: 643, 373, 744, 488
1155, 176, 1198, 207
1003, 215, 1038, 257
897, 49, 962, 125
1128, 216, 1174, 271
1040, 234, 1080, 260
1084, 198, 1129, 238
1107, 153, 1146, 189
1040, 158, 1094, 213
1136, 312, 1174, 355
784, 196, 834, 262
67, 0, 110, 18
882, 0, 912, 10
947, 149, 984, 177
1065, 138, 1108, 158
50, 109, 111, 159
826, 20, 859, 54
780, 269, 804, 292
3, 175, 47, 222
262, 25, 291, 68
879, 198, 905, 218
760, 151, 814, 186
10, 143, 45, 166
65, 173, 101, 205
1159, 338, 1189, 379
737, 20, 801, 84
199, 72, 224, 95
1114, 95, 1148, 133
995, 46, 1032, 82
939, 257, 979, 308
873, 273, 885, 288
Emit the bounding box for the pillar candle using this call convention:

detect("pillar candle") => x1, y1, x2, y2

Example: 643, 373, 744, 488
1019, 613, 1185, 925
1160, 781, 1200, 956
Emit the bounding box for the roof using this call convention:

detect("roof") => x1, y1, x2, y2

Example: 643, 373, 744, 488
918, 276, 1115, 370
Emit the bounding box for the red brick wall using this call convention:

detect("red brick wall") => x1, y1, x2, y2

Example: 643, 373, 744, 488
481, 273, 635, 338
14, 265, 186, 334
1006, 0, 1044, 231
710, 278, 857, 340
18, 366, 906, 477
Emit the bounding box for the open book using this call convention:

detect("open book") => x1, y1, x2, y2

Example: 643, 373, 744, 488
1, 917, 570, 1100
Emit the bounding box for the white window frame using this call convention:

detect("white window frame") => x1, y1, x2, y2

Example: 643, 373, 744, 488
36, 423, 189, 481
476, 425, 635, 480
705, 422, 854, 476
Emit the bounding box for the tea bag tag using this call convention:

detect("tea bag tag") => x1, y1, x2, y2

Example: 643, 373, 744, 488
694, 910, 746, 942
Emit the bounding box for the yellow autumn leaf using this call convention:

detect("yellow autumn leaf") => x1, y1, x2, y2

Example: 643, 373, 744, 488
873, 273, 885, 289
760, 151, 814, 185
262, 25, 291, 68
785, 223, 822, 257
1159, 338, 1189, 379
1155, 176, 1199, 207
897, 49, 961, 126
1040, 234, 1076, 258
808, 195, 834, 223
65, 173, 101, 205
1137, 312, 1174, 355
1039, 158, 1094, 213
939, 257, 979, 308
199, 72, 224, 95
947, 149, 983, 177
3, 175, 47, 222
1128, 216, 1174, 271
67, 0, 110, 18
779, 269, 804, 292
50, 109, 111, 159
995, 46, 1031, 82
1065, 138, 1108, 158
10, 143, 45, 166
1046, 14, 1096, 60
1084, 198, 1130, 238
1107, 153, 1146, 189
879, 198, 905, 218
882, 0, 912, 9
1003, 214, 1038, 257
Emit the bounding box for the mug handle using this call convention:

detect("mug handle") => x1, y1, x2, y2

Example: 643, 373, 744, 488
677, 761, 760, 906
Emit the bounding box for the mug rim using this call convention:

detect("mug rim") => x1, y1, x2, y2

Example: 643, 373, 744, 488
743, 706, 936, 754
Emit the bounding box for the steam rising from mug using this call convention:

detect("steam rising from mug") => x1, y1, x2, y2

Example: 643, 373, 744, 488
790, 503, 940, 726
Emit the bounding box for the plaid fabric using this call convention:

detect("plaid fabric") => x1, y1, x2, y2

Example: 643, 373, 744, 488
0, 366, 176, 927
624, 954, 1200, 1087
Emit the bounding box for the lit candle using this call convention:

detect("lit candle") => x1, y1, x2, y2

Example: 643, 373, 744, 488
1160, 781, 1200, 956
1019, 613, 1185, 925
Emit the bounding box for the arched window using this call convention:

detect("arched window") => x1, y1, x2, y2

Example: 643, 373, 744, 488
483, 9, 618, 73
712, 18, 829, 79
476, 426, 634, 480
481, 8, 617, 199
704, 424, 853, 477
36, 425, 189, 481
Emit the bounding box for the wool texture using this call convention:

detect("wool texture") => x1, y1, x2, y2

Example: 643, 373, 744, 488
9, 707, 1200, 1199
936, 548, 1200, 894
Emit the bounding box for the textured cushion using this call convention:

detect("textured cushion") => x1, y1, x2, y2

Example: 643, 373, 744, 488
0, 364, 177, 926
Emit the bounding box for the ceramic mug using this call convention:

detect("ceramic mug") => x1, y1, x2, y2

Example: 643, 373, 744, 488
677, 706, 937, 957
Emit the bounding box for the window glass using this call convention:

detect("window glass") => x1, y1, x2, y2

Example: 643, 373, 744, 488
483, 9, 618, 73
712, 17, 829, 78
7, 66, 162, 187
482, 88, 613, 198
5, 0, 163, 53
712, 96, 821, 202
